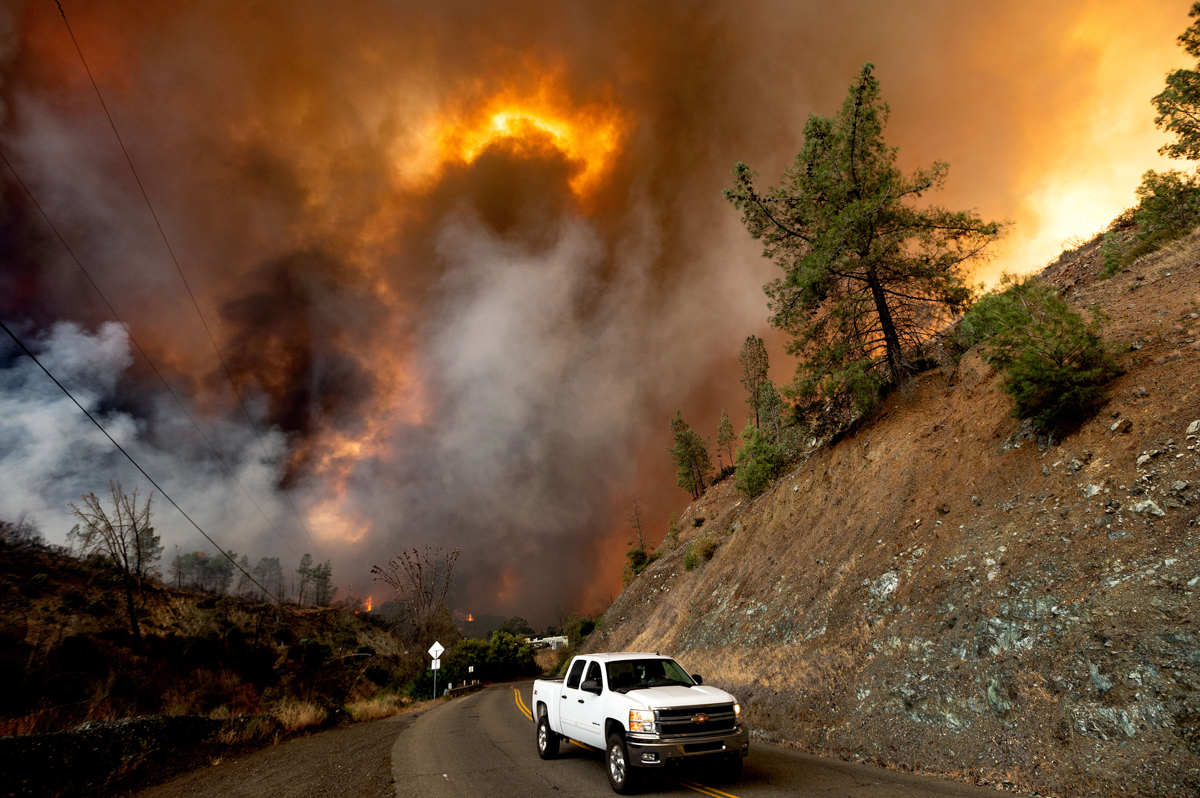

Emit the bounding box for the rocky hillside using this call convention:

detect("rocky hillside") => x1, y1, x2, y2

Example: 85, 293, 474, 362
586, 231, 1200, 797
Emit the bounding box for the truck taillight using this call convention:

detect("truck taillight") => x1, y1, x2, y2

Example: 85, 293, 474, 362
629, 709, 656, 734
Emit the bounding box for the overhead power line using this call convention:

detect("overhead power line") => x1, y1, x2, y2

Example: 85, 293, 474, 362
0, 316, 284, 604
0, 146, 303, 560
54, 0, 326, 562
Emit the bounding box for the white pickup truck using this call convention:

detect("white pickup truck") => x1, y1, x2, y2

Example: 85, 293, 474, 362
531, 652, 749, 793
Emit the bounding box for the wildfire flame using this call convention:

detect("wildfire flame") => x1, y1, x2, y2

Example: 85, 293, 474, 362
394, 71, 628, 202
467, 613, 473, 622
365, 596, 373, 612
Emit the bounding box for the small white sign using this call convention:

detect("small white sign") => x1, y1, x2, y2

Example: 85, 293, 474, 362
431, 658, 441, 670
429, 641, 445, 659
468, 665, 474, 674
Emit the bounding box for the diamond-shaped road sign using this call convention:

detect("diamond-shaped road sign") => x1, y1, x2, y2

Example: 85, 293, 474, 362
429, 641, 445, 659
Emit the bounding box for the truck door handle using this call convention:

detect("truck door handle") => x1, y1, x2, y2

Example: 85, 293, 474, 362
578, 699, 584, 704
561, 695, 566, 699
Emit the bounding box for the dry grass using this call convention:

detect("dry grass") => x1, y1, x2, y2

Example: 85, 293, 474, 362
216, 714, 279, 745
345, 693, 408, 722
273, 698, 327, 731
533, 648, 558, 674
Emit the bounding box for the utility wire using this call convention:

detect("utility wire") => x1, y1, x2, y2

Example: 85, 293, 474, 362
0, 146, 303, 560
0, 317, 284, 605
54, 0, 326, 562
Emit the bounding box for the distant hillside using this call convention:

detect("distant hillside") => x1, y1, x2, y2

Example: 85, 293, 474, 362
587, 231, 1200, 797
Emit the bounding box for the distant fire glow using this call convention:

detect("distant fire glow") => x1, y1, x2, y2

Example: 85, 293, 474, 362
467, 613, 473, 622
365, 596, 373, 612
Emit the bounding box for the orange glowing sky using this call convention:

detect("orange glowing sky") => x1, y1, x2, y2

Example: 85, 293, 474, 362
1, 0, 1196, 625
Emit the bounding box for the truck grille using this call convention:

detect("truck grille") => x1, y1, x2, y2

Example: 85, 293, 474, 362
655, 704, 737, 737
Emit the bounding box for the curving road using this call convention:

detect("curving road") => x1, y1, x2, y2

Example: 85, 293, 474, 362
137, 681, 1004, 797
390, 682, 1001, 798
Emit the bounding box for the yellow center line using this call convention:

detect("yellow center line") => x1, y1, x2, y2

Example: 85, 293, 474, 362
673, 781, 727, 798
677, 779, 742, 798
512, 686, 533, 721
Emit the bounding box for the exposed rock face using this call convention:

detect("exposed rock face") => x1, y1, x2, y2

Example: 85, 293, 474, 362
588, 233, 1200, 797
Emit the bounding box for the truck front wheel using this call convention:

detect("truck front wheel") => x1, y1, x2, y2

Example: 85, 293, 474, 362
605, 734, 640, 794
537, 715, 559, 760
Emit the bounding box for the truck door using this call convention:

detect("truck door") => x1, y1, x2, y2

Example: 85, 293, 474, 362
559, 658, 587, 735
561, 659, 605, 749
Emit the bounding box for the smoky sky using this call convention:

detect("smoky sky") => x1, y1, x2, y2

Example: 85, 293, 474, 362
0, 0, 1185, 623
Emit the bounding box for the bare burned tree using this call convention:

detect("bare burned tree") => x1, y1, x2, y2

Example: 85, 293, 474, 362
626, 498, 646, 551
69, 481, 162, 646
371, 546, 460, 648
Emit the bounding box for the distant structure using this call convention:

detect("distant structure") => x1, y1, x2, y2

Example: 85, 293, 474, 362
528, 635, 569, 650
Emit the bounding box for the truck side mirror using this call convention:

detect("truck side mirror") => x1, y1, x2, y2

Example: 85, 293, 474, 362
691, 674, 703, 685
580, 678, 602, 695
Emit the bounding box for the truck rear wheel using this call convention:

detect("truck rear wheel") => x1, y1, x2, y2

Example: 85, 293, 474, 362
537, 715, 559, 760
606, 734, 640, 794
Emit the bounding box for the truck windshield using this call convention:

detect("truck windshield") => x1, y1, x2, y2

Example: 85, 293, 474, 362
605, 659, 695, 693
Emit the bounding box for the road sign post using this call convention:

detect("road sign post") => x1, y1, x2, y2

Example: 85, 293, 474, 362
429, 642, 445, 700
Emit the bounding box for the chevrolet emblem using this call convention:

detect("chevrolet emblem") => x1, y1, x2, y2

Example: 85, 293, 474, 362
692, 713, 709, 723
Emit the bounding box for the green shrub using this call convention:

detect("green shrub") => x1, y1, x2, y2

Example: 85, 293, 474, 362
1098, 230, 1134, 278
684, 536, 719, 571
1100, 169, 1200, 278
734, 423, 779, 498
663, 513, 681, 547
960, 274, 1122, 434
365, 664, 390, 686
624, 548, 660, 579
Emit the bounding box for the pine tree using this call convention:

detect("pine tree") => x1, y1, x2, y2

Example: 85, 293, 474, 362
739, 335, 769, 428
1153, 3, 1200, 161
726, 63, 1005, 423
667, 411, 714, 499
716, 408, 736, 467
734, 422, 779, 498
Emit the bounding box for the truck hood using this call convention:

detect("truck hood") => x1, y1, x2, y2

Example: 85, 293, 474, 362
622, 684, 735, 709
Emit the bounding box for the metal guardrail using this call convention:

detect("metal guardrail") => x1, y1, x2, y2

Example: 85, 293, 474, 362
447, 680, 485, 697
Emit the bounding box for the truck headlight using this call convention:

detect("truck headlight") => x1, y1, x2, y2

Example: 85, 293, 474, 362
734, 703, 741, 720
629, 709, 656, 734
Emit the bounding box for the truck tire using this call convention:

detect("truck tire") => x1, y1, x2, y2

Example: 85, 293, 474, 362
605, 733, 640, 794
537, 715, 560, 760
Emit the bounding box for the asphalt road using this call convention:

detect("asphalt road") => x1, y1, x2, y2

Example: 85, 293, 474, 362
133, 710, 411, 798
391, 681, 1003, 798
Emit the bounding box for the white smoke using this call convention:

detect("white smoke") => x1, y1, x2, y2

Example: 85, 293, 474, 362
0, 321, 309, 565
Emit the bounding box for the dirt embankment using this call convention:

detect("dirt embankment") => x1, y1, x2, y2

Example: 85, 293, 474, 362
587, 232, 1200, 797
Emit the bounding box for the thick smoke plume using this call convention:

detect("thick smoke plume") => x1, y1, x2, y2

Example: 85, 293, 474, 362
0, 0, 1186, 623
